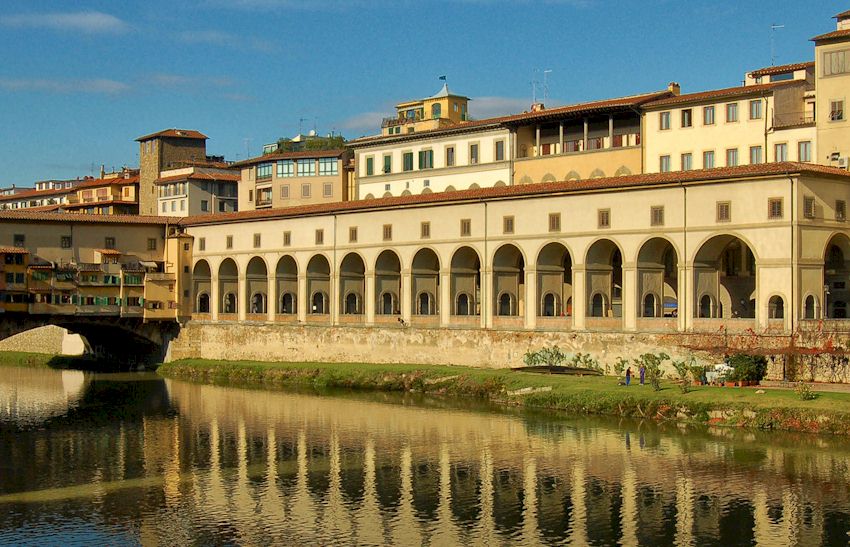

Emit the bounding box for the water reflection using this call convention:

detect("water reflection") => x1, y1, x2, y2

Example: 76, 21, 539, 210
0, 367, 849, 546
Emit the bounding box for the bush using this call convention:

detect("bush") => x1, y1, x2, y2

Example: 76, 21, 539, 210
672, 357, 696, 394
728, 354, 768, 382
571, 352, 602, 373
636, 352, 669, 391
795, 382, 817, 401
523, 346, 568, 368
613, 357, 629, 379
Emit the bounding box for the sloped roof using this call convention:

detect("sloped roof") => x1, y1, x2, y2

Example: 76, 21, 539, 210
0, 247, 30, 254
811, 28, 850, 42
135, 129, 208, 142
155, 171, 240, 184
835, 9, 850, 19
0, 210, 175, 225
230, 149, 348, 168
643, 80, 802, 108
748, 61, 813, 78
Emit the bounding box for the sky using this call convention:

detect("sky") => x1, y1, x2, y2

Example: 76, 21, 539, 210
0, 0, 846, 186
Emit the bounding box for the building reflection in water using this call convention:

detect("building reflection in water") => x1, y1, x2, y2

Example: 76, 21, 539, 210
1, 370, 850, 546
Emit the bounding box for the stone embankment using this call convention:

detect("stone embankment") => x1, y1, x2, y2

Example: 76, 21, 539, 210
0, 325, 85, 355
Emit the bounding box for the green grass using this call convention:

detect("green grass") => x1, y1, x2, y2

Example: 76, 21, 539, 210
158, 358, 850, 436
0, 351, 58, 368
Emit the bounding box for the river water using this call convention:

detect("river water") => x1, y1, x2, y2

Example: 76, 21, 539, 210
0, 366, 849, 546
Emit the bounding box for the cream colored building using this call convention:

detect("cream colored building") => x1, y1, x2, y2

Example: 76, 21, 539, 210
156, 166, 238, 217
813, 9, 850, 166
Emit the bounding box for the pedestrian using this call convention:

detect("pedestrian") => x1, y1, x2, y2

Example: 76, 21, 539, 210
639, 363, 646, 386
625, 366, 632, 386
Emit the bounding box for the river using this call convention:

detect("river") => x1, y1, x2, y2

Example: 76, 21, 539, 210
0, 365, 849, 546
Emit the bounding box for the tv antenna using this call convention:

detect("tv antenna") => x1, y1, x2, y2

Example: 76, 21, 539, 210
543, 69, 552, 103
242, 137, 252, 159
770, 23, 784, 66
298, 117, 308, 135
531, 68, 540, 104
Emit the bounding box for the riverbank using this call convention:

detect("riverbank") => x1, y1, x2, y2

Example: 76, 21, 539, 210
0, 351, 117, 370
157, 359, 850, 436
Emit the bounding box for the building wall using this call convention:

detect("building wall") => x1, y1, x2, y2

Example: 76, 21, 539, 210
815, 38, 850, 163
239, 157, 348, 211
139, 137, 206, 216
513, 147, 642, 183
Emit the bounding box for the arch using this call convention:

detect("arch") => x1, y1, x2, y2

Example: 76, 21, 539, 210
193, 259, 212, 313
518, 175, 533, 185
444, 185, 457, 193
614, 165, 632, 176
637, 237, 679, 317
375, 249, 401, 315
541, 292, 559, 317
250, 292, 267, 314
421, 188, 433, 195
565, 170, 581, 181
275, 255, 298, 315
412, 248, 440, 316
493, 180, 507, 188
698, 294, 714, 318
536, 242, 573, 317
245, 256, 268, 316
541, 173, 556, 183
431, 102, 442, 119
382, 191, 393, 198
468, 183, 480, 190
492, 243, 525, 317
451, 246, 481, 316
218, 258, 239, 315
280, 292, 297, 314
585, 239, 623, 319
693, 234, 756, 319
804, 294, 817, 319
768, 295, 785, 319
197, 292, 210, 313
590, 293, 606, 317
364, 193, 375, 200
339, 252, 365, 315
824, 234, 850, 319
307, 254, 331, 315
643, 293, 659, 318
311, 291, 328, 314
401, 189, 412, 196
222, 292, 237, 314
589, 168, 605, 179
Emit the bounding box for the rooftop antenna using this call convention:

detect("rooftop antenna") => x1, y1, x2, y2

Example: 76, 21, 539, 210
770, 23, 784, 66
242, 137, 252, 159
298, 117, 308, 135
530, 68, 540, 104
543, 69, 552, 103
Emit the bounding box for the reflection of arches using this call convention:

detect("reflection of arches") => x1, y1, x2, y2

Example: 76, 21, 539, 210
768, 295, 784, 319
693, 234, 756, 319
312, 291, 328, 314
614, 165, 632, 176
804, 294, 817, 319
280, 292, 296, 314
197, 292, 210, 313
541, 173, 556, 183
451, 246, 481, 316
417, 291, 436, 315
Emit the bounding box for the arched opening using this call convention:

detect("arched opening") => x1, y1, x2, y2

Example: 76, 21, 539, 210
824, 235, 850, 319
643, 293, 658, 318
699, 294, 714, 318
412, 248, 440, 316
307, 255, 331, 315
339, 253, 365, 315
637, 238, 678, 318
590, 293, 606, 317
246, 256, 268, 316
218, 258, 238, 316
585, 239, 623, 319
375, 250, 401, 316
492, 244, 524, 317
276, 255, 298, 316
693, 235, 755, 319
192, 259, 211, 314
768, 295, 784, 319
804, 295, 817, 319
451, 247, 480, 316
536, 242, 572, 318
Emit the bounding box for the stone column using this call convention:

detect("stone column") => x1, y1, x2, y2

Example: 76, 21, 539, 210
365, 270, 376, 325
211, 276, 220, 321
481, 266, 491, 329
401, 269, 412, 324
237, 275, 247, 321
297, 273, 307, 323
440, 269, 451, 327
535, 125, 540, 157
622, 264, 638, 331
331, 272, 340, 325
267, 271, 276, 322
608, 114, 614, 148
572, 266, 587, 330
525, 267, 537, 330
583, 117, 589, 151
679, 264, 689, 331
559, 122, 564, 154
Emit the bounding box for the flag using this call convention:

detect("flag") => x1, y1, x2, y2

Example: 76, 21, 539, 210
438, 75, 447, 81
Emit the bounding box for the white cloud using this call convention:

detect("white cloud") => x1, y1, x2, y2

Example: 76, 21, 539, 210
471, 96, 536, 118
337, 111, 387, 133
0, 11, 129, 33
148, 73, 233, 88
180, 30, 275, 53
0, 78, 130, 94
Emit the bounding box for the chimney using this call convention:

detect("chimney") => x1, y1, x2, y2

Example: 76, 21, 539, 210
531, 102, 545, 112
667, 82, 681, 96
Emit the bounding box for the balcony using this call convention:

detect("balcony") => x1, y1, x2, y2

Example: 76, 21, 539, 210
523, 133, 641, 158
146, 273, 175, 282
773, 111, 815, 129
256, 198, 272, 208
382, 113, 423, 128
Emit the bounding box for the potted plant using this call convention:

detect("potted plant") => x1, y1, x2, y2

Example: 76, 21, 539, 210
728, 354, 768, 387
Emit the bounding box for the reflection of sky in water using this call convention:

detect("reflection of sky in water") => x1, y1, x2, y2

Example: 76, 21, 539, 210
0, 369, 849, 546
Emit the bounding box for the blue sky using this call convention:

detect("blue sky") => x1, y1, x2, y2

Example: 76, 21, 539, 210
0, 0, 845, 185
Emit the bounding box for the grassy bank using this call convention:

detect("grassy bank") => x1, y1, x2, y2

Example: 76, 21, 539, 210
0, 351, 116, 370
157, 359, 850, 436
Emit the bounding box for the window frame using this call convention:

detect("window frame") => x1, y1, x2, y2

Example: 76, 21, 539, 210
768, 197, 784, 220
650, 206, 664, 227
716, 201, 731, 223
726, 102, 739, 123
703, 105, 715, 125
659, 111, 671, 130
598, 208, 611, 229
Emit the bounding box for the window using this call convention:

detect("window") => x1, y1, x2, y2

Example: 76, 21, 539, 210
750, 145, 763, 164
382, 224, 392, 241
703, 106, 715, 125
383, 155, 392, 174
703, 150, 715, 169
278, 159, 295, 177
726, 102, 738, 122
283, 231, 291, 246
281, 185, 290, 199
171, 201, 177, 212
323, 183, 333, 198
768, 198, 783, 219
804, 196, 816, 219
297, 159, 316, 176
253, 233, 261, 248
717, 201, 731, 222
147, 238, 157, 251
301, 184, 311, 198
180, 200, 186, 211
681, 108, 693, 128
201, 200, 209, 212
469, 143, 479, 164
749, 100, 762, 120
681, 153, 692, 171
830, 100, 844, 121
365, 157, 374, 176
318, 158, 338, 176
651, 206, 664, 226
495, 140, 505, 161
461, 218, 472, 236
418, 149, 434, 169
549, 213, 561, 232
837, 200, 846, 221
598, 209, 610, 228
403, 152, 414, 171
775, 143, 788, 162
502, 216, 514, 234
218, 201, 226, 212
13, 234, 24, 247
315, 229, 324, 245
421, 221, 430, 238
105, 237, 115, 249
162, 202, 167, 213
659, 111, 671, 130
446, 146, 456, 167
726, 148, 738, 167
798, 141, 812, 162
257, 162, 273, 179
384, 184, 391, 192
61, 235, 72, 248
248, 190, 253, 202
226, 235, 233, 249
659, 155, 671, 173
823, 49, 849, 76
199, 237, 206, 251
349, 227, 358, 243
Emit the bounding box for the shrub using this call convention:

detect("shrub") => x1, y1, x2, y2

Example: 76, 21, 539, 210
636, 352, 669, 391
523, 346, 568, 368
572, 352, 602, 373
728, 354, 768, 382
671, 357, 696, 394
795, 382, 817, 401
613, 357, 629, 379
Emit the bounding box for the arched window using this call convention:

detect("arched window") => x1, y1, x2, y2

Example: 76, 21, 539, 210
311, 292, 327, 314
417, 292, 435, 315
804, 295, 816, 319
565, 297, 572, 317
223, 293, 237, 314
380, 292, 395, 315
643, 293, 657, 318
344, 292, 360, 314
456, 293, 471, 315
827, 245, 844, 270
280, 292, 296, 314
431, 103, 441, 119
768, 296, 784, 319
251, 293, 267, 314
197, 293, 210, 313
498, 293, 514, 316
699, 295, 712, 318
541, 293, 558, 317
591, 293, 605, 317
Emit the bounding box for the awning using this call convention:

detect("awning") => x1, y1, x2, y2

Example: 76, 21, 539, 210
139, 260, 159, 269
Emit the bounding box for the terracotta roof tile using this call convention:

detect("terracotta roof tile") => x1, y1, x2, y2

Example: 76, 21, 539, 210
748, 61, 813, 78
811, 28, 850, 42
74, 175, 139, 189
836, 9, 850, 19
155, 172, 240, 184
643, 80, 803, 108
62, 200, 138, 209
0, 186, 75, 202
0, 210, 176, 225
0, 247, 29, 254
180, 162, 850, 227
135, 129, 208, 142
230, 149, 348, 168
95, 249, 122, 255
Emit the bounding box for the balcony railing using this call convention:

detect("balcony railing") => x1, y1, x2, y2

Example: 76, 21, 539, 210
382, 114, 422, 128
523, 133, 641, 158
256, 198, 272, 208
773, 111, 815, 128
145, 273, 175, 282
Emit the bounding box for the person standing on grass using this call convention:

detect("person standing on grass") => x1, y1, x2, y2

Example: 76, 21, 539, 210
625, 367, 632, 386
639, 364, 646, 386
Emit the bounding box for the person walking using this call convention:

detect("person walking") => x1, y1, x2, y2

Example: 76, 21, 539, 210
625, 366, 632, 386
639, 364, 646, 386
